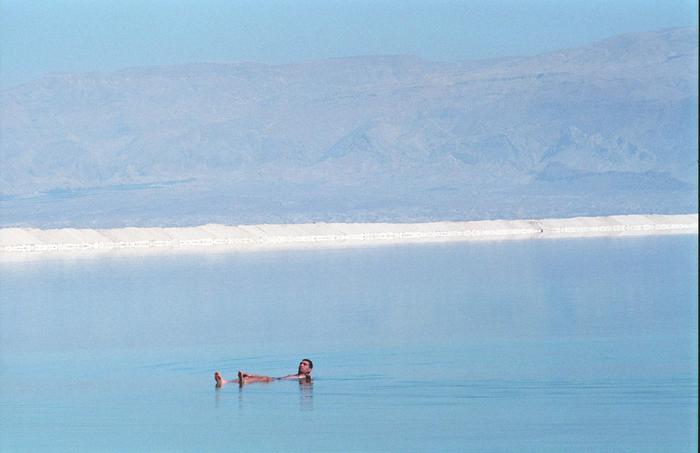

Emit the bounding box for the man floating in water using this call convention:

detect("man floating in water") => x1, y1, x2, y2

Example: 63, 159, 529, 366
215, 358, 313, 387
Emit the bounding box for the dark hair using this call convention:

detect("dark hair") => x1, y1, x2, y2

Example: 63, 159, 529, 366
301, 358, 313, 369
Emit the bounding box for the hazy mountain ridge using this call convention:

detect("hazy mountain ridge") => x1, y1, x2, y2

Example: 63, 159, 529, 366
0, 28, 697, 227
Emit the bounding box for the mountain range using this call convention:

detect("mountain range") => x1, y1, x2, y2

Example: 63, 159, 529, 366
1, 27, 697, 227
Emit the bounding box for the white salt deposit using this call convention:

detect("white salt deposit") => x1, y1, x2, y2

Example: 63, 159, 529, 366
0, 214, 696, 260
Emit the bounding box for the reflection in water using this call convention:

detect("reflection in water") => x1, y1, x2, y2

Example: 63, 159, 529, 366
299, 379, 313, 411
215, 386, 222, 408
217, 377, 313, 411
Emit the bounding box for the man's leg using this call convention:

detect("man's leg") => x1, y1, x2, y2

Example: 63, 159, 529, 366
214, 371, 230, 387
238, 371, 274, 383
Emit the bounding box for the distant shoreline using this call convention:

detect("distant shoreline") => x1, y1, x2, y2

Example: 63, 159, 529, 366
0, 213, 697, 261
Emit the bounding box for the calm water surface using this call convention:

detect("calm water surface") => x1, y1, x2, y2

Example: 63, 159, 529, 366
1, 236, 697, 452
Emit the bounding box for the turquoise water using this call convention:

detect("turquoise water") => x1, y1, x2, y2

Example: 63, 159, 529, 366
1, 236, 697, 452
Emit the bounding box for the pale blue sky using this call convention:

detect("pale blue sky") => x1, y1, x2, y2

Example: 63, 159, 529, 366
1, 0, 698, 88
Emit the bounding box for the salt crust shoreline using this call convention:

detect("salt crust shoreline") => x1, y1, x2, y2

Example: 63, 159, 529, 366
0, 214, 697, 261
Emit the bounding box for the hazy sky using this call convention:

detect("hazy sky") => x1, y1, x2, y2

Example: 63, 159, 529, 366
1, 0, 697, 88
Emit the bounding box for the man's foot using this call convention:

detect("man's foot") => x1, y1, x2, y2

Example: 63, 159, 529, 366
214, 371, 226, 387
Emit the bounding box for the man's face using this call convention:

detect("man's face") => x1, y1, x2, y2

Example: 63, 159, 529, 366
298, 360, 312, 375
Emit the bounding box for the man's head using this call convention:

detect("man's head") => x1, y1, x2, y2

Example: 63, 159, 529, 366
298, 358, 313, 376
